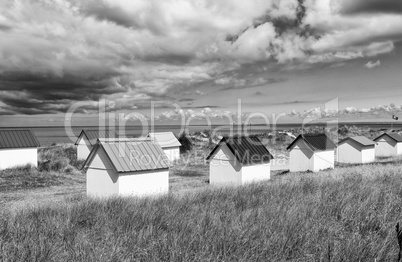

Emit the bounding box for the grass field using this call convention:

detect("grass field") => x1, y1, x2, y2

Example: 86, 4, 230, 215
1, 142, 402, 260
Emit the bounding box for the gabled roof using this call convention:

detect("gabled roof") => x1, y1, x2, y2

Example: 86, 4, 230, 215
148, 132, 181, 148
338, 136, 376, 147
0, 130, 40, 148
287, 133, 336, 151
374, 132, 402, 143
75, 129, 118, 146
82, 139, 170, 173
206, 136, 273, 165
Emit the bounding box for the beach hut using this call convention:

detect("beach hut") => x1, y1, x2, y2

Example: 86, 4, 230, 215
148, 132, 181, 162
287, 133, 336, 172
0, 130, 40, 170
82, 139, 170, 197
206, 136, 273, 186
337, 136, 376, 164
75, 129, 117, 160
373, 132, 402, 157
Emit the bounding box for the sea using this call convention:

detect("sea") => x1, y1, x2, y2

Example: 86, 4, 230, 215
0, 122, 401, 146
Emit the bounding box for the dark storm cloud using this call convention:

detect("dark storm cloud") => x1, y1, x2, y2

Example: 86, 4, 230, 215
0, 71, 134, 115
0, 91, 74, 115
0, 72, 128, 100
341, 0, 402, 14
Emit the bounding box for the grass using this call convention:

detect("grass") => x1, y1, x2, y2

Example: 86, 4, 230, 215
2, 161, 402, 260
0, 144, 84, 193
0, 144, 85, 207
0, 165, 83, 192
2, 136, 402, 261
38, 143, 85, 171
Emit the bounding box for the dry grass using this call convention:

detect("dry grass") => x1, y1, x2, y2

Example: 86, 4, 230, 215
0, 144, 85, 193
2, 140, 402, 261
2, 157, 402, 260
0, 144, 85, 208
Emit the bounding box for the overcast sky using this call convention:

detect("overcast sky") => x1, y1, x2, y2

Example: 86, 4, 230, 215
1, 0, 402, 125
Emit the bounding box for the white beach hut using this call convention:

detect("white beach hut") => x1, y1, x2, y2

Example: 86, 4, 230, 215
82, 139, 170, 197
287, 133, 336, 172
206, 136, 273, 186
75, 129, 117, 161
373, 133, 402, 157
337, 136, 376, 164
0, 130, 40, 170
148, 132, 181, 162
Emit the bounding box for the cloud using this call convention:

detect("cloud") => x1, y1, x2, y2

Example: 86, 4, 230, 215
219, 77, 286, 90
0, 0, 402, 115
156, 107, 235, 121
287, 103, 402, 119
364, 60, 381, 69
340, 0, 402, 15
195, 90, 206, 96
179, 98, 194, 102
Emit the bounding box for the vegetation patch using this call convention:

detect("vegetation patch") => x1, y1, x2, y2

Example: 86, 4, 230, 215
1, 163, 402, 261
0, 144, 84, 192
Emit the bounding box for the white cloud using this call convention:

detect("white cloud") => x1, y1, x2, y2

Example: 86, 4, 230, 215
229, 23, 277, 62
364, 60, 381, 69
1, 0, 402, 114
287, 103, 402, 119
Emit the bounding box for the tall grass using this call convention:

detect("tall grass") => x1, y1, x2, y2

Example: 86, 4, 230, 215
0, 144, 84, 192
1, 163, 402, 261
38, 143, 85, 171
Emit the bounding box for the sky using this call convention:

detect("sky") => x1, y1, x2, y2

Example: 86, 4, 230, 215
1, 0, 402, 126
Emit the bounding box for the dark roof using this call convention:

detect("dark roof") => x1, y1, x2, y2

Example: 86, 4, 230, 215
75, 129, 118, 146
287, 133, 336, 151
374, 133, 402, 143
0, 130, 40, 148
83, 139, 170, 173
338, 136, 376, 147
206, 136, 273, 165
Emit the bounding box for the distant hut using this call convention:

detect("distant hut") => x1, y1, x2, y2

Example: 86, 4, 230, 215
82, 139, 170, 197
148, 132, 181, 162
337, 136, 376, 164
75, 129, 117, 161
373, 133, 402, 157
0, 130, 40, 170
206, 136, 273, 186
287, 133, 336, 172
